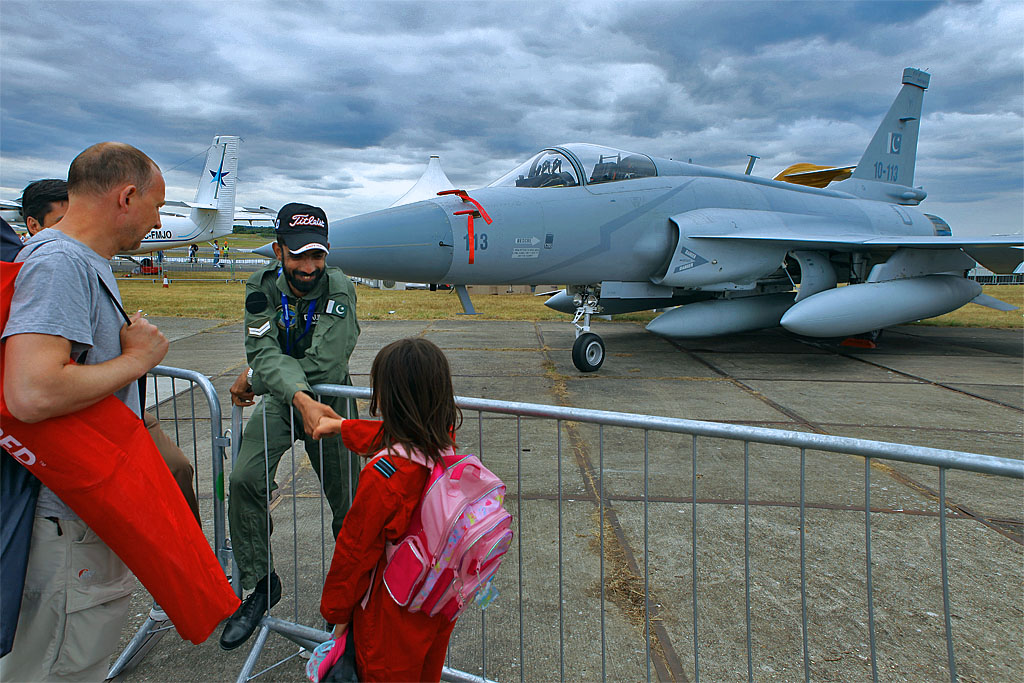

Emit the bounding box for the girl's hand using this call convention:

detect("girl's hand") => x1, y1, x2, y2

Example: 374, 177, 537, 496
312, 416, 345, 440
332, 622, 348, 640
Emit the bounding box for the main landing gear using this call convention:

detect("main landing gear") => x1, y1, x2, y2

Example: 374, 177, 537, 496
571, 288, 605, 372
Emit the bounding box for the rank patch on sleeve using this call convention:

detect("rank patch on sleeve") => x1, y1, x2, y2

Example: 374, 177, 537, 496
373, 457, 396, 479
248, 320, 271, 337
325, 299, 347, 318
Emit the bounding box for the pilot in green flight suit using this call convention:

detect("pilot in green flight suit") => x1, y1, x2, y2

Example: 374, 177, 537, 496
221, 203, 360, 650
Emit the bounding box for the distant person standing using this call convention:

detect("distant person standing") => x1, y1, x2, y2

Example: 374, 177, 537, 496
20, 179, 69, 237
222, 240, 229, 267
213, 239, 221, 267
188, 242, 198, 263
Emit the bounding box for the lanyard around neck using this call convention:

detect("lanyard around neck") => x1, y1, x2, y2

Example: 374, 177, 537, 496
280, 292, 317, 355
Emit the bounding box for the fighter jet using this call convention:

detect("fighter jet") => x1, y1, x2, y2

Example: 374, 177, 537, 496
326, 68, 1022, 371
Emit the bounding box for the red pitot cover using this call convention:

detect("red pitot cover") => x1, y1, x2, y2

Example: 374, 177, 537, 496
0, 261, 239, 644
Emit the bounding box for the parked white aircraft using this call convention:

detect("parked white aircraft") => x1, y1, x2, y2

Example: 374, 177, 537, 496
0, 199, 22, 225
128, 135, 241, 254
2, 135, 242, 254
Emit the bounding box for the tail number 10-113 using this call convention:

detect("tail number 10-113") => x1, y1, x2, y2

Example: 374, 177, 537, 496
873, 162, 898, 182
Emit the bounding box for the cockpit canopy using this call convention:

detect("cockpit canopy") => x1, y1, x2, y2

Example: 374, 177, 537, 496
489, 143, 657, 189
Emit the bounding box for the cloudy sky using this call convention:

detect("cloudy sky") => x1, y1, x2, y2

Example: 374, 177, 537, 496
1, 0, 1021, 235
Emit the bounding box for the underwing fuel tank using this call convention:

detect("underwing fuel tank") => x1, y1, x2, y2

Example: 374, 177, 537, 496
780, 275, 982, 337
645, 293, 795, 339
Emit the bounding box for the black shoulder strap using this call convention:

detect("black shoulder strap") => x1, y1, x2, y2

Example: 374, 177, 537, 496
90, 271, 145, 402
93, 274, 131, 325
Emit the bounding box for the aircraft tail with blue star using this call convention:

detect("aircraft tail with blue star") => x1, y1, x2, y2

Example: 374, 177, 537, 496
126, 135, 240, 254
188, 134, 239, 241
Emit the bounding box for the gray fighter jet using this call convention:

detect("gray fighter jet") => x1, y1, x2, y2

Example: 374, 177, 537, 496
328, 68, 1022, 371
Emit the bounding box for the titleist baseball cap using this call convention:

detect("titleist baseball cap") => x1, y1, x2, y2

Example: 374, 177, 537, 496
275, 203, 329, 254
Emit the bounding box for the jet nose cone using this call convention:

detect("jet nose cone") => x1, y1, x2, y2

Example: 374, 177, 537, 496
328, 201, 454, 283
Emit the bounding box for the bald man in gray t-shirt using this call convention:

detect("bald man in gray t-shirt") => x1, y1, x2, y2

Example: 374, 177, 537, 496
6, 229, 141, 521
1, 142, 168, 682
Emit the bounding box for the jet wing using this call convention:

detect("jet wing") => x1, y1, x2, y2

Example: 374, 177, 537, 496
686, 231, 1023, 274
686, 232, 1024, 248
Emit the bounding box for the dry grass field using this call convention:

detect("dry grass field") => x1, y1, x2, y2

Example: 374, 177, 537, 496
118, 275, 1022, 328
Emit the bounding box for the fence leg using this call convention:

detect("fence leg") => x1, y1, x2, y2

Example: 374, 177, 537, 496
106, 608, 170, 680
236, 623, 272, 683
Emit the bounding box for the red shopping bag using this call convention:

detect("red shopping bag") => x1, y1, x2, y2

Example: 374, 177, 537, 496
0, 261, 239, 644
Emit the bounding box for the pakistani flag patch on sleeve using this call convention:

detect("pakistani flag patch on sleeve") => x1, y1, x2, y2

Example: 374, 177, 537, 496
325, 299, 347, 317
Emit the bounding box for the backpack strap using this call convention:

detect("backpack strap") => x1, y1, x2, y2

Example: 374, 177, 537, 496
368, 443, 430, 468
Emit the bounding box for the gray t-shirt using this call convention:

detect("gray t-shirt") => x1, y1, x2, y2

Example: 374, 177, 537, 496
4, 228, 141, 520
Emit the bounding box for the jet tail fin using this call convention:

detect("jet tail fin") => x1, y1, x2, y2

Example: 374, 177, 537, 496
850, 68, 929, 189
190, 135, 240, 239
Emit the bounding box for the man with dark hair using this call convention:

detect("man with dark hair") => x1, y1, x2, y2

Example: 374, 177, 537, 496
20, 178, 68, 236
220, 202, 360, 650
1, 142, 169, 681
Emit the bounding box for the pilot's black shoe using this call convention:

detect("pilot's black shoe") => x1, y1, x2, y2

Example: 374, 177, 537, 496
219, 572, 282, 650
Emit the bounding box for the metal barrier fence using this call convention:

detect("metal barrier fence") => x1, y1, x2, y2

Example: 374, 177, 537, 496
110, 374, 1022, 682
968, 273, 1023, 285
307, 384, 1021, 683
107, 365, 232, 679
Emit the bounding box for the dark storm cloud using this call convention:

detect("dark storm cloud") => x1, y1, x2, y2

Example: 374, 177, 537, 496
0, 0, 1020, 232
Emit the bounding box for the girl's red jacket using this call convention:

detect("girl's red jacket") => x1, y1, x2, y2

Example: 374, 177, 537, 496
319, 440, 429, 626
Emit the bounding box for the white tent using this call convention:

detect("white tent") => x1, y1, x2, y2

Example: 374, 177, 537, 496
389, 155, 455, 207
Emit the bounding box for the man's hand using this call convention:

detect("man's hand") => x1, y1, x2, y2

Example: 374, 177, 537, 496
292, 391, 342, 437
120, 312, 168, 376
312, 415, 345, 440
230, 367, 256, 406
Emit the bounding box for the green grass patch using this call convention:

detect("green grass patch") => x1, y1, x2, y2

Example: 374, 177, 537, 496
119, 279, 1022, 328
910, 285, 1022, 328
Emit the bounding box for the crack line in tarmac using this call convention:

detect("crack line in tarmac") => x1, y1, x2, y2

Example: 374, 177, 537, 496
677, 343, 1024, 546
829, 348, 1023, 412
535, 322, 689, 683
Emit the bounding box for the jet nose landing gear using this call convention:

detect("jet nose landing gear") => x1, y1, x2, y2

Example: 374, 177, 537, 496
573, 332, 605, 372
571, 289, 605, 372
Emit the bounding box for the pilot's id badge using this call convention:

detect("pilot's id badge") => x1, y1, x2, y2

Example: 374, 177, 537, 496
324, 299, 347, 318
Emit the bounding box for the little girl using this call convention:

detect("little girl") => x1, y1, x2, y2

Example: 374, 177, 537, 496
313, 337, 462, 682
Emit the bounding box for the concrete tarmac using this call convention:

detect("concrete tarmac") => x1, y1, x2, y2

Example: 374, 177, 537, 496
113, 317, 1022, 682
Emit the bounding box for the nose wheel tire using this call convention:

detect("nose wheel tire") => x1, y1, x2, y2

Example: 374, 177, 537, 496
572, 333, 605, 372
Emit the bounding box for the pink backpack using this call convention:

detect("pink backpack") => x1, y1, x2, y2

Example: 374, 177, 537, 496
374, 446, 513, 621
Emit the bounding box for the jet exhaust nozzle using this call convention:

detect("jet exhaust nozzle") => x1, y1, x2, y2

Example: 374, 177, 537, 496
780, 275, 982, 337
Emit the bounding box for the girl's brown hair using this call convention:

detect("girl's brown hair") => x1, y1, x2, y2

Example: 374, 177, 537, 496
369, 338, 461, 467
